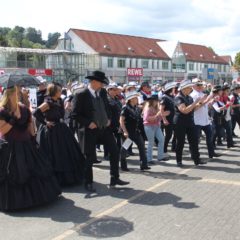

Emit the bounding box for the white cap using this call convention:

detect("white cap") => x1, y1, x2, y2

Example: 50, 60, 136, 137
125, 90, 140, 102
106, 82, 118, 90
125, 81, 137, 89
179, 80, 194, 90
164, 82, 177, 92
192, 78, 203, 85
36, 76, 47, 84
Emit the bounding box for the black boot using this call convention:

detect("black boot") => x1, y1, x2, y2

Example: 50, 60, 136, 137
84, 183, 96, 192
110, 177, 129, 187
121, 159, 129, 171
140, 163, 151, 170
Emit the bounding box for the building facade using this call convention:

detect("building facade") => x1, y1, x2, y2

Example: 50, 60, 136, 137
158, 41, 231, 84
56, 29, 172, 84
0, 29, 233, 85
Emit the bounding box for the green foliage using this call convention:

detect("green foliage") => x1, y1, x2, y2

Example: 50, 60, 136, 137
234, 52, 240, 71
0, 35, 8, 46
25, 27, 44, 44
0, 27, 11, 46
7, 26, 25, 47
0, 25, 60, 49
208, 46, 214, 52
235, 52, 240, 66
46, 32, 61, 48
21, 38, 34, 48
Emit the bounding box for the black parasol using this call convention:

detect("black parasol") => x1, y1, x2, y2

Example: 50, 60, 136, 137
0, 72, 41, 89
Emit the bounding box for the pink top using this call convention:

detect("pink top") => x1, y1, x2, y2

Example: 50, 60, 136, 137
143, 107, 161, 126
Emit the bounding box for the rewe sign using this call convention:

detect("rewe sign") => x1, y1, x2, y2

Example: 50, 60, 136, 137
28, 69, 53, 76
127, 68, 143, 76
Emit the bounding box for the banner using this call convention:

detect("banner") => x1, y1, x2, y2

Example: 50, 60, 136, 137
127, 68, 143, 76
28, 69, 53, 76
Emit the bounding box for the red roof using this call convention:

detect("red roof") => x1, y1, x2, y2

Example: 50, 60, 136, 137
70, 28, 170, 60
180, 42, 228, 64
220, 55, 232, 64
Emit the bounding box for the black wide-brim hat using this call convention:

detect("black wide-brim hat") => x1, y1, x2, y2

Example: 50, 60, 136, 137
86, 70, 109, 85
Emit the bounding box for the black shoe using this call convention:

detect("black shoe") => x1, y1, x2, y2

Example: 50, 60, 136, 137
209, 153, 222, 158
158, 156, 170, 161
177, 162, 183, 167
121, 167, 130, 172
217, 142, 224, 146
85, 183, 96, 192
140, 165, 151, 170
198, 159, 207, 165
93, 159, 102, 164
148, 161, 156, 165
110, 178, 129, 187
194, 159, 200, 166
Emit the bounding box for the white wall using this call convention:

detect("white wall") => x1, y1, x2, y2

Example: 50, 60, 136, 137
67, 30, 97, 54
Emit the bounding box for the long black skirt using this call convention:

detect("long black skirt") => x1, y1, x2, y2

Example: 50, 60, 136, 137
37, 122, 85, 186
0, 139, 61, 211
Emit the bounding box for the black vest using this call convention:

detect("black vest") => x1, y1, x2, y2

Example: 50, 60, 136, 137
91, 95, 108, 128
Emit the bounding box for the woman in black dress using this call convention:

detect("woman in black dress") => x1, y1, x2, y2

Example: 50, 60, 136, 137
0, 86, 61, 211
34, 83, 85, 186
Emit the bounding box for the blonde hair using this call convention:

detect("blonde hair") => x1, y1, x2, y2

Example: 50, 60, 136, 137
0, 86, 18, 112
47, 83, 61, 97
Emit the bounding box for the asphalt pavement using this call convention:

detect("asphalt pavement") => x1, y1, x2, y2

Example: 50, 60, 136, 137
1, 130, 240, 240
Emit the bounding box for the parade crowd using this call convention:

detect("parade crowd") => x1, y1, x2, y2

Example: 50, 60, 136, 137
0, 70, 240, 211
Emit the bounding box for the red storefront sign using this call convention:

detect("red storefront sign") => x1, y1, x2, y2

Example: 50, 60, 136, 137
127, 68, 143, 76
28, 69, 53, 76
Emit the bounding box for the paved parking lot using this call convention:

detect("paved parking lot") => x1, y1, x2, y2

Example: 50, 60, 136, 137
1, 133, 240, 240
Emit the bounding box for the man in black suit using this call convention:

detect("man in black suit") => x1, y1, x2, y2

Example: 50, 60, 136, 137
72, 71, 129, 191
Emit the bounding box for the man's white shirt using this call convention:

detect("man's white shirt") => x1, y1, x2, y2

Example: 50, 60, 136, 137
190, 89, 211, 126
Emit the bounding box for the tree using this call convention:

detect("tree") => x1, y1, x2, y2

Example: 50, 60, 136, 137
46, 32, 61, 48
0, 27, 11, 35
0, 27, 11, 46
25, 27, 43, 44
0, 26, 60, 49
234, 52, 240, 71
33, 43, 45, 49
7, 26, 25, 47
0, 35, 8, 46
208, 46, 215, 53
21, 39, 34, 48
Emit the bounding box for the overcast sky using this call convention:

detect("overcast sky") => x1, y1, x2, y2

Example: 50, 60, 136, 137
1, 0, 239, 59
